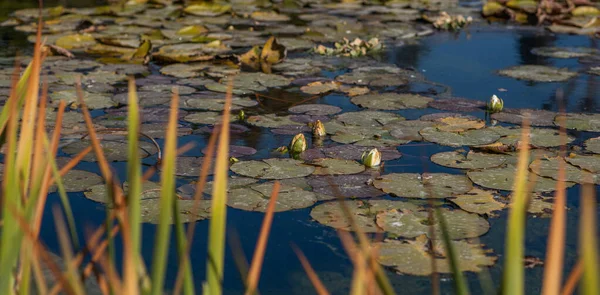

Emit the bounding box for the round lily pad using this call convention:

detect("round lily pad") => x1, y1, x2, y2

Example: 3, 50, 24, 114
50, 170, 103, 193
330, 127, 407, 147
433, 117, 486, 132
230, 158, 315, 179
299, 81, 340, 94
556, 113, 600, 132
184, 96, 258, 111
497, 65, 577, 82
491, 108, 558, 127
113, 91, 171, 107
449, 188, 506, 216
84, 181, 161, 204
140, 198, 212, 224
213, 72, 291, 93
376, 205, 489, 239
431, 150, 508, 170
61, 139, 158, 162
154, 43, 230, 63
584, 137, 600, 154
308, 174, 386, 200
228, 182, 317, 212
335, 67, 415, 87
373, 173, 472, 199
428, 97, 486, 112
376, 236, 497, 276
420, 127, 501, 147
310, 158, 365, 175
530, 157, 599, 184
184, 3, 231, 16
310, 199, 405, 233
467, 165, 574, 192
351, 93, 433, 110
50, 90, 116, 109
564, 154, 600, 173
247, 114, 303, 128
490, 126, 574, 148
335, 111, 404, 127
530, 47, 599, 59
55, 33, 96, 50
301, 145, 401, 162
384, 120, 436, 142
288, 104, 341, 116
251, 11, 291, 22
167, 157, 214, 177
183, 112, 222, 125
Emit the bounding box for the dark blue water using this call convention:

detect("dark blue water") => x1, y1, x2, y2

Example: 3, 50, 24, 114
2, 2, 599, 294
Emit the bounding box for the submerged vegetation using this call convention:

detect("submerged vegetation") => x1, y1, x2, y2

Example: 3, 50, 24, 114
0, 0, 598, 294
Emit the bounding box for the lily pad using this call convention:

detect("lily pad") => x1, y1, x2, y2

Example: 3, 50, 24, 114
335, 111, 404, 127
376, 236, 496, 276
301, 145, 401, 162
310, 158, 365, 175
468, 165, 575, 192
491, 108, 558, 127
166, 157, 214, 177
449, 188, 506, 216
584, 137, 600, 154
184, 3, 231, 17
299, 81, 340, 94
530, 157, 599, 184
308, 174, 385, 200
351, 93, 433, 110
154, 43, 230, 63
490, 126, 574, 148
84, 181, 161, 204
228, 182, 317, 212
201, 145, 257, 158
565, 154, 600, 173
55, 33, 96, 50
288, 104, 341, 116
431, 150, 508, 170
208, 72, 291, 94
230, 158, 315, 179
335, 66, 420, 87
310, 199, 405, 233
420, 127, 501, 147
556, 113, 600, 132
183, 112, 222, 125
50, 170, 103, 193
497, 65, 577, 82
184, 96, 258, 111
140, 198, 212, 224
61, 139, 157, 162
427, 97, 486, 112
374, 173, 472, 199
50, 90, 116, 109
531, 47, 600, 59
376, 205, 489, 239
251, 11, 291, 22
384, 120, 436, 142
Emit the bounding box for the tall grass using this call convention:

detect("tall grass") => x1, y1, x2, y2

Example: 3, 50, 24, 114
0, 4, 597, 295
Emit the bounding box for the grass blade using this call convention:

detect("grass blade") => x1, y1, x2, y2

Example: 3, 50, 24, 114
501, 121, 531, 295
245, 181, 280, 295
435, 208, 470, 295
561, 259, 582, 295
204, 81, 233, 295
579, 183, 598, 295
150, 88, 179, 295
172, 199, 195, 295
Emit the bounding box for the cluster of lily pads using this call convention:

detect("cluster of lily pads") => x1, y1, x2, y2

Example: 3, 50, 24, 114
3, 0, 600, 278
482, 0, 600, 34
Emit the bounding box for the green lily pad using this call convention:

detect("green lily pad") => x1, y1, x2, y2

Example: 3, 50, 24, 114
55, 33, 97, 50
50, 90, 116, 109
288, 104, 341, 116
84, 181, 161, 204
468, 165, 575, 192
310, 199, 406, 233
431, 150, 508, 170
565, 154, 600, 173
489, 126, 574, 148
335, 111, 405, 127
530, 157, 599, 184
140, 198, 212, 224
556, 113, 600, 132
376, 206, 489, 239
531, 47, 600, 59
57, 70, 128, 86
183, 112, 222, 125
384, 120, 436, 142
373, 173, 472, 199
310, 158, 365, 175
184, 3, 231, 16
246, 114, 303, 128
420, 127, 501, 147
497, 65, 577, 82
230, 158, 315, 179
154, 43, 230, 63
169, 157, 214, 177
228, 182, 317, 212
376, 236, 497, 276
491, 108, 558, 127
335, 66, 420, 87
50, 170, 104, 193
218, 72, 292, 92
251, 11, 291, 22
350, 93, 433, 110
299, 81, 340, 94
520, 192, 558, 218
184, 96, 257, 111
61, 139, 157, 162
330, 128, 408, 147
449, 188, 506, 216
584, 137, 600, 154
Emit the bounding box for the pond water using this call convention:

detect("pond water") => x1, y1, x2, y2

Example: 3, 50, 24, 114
1, 1, 599, 294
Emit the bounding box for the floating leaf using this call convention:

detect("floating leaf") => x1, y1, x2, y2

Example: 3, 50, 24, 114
301, 145, 402, 162
376, 236, 497, 276
228, 182, 316, 212
308, 174, 384, 200
468, 165, 574, 192
351, 93, 433, 110
497, 65, 577, 82
431, 150, 508, 170
449, 188, 506, 216
435, 117, 485, 132
183, 3, 231, 16
251, 11, 291, 22
261, 36, 287, 64
584, 137, 600, 154
531, 47, 600, 59
420, 127, 501, 147
50, 90, 116, 109
141, 198, 211, 224
335, 110, 405, 127
230, 158, 315, 179
376, 206, 489, 239
184, 96, 258, 111
384, 120, 436, 142
374, 173, 472, 199
50, 170, 103, 193
310, 199, 406, 233
490, 126, 574, 147
572, 6, 600, 16
288, 104, 341, 116
310, 158, 365, 175
61, 139, 158, 162
247, 114, 303, 128
491, 108, 558, 127
482, 1, 505, 17
300, 81, 340, 94
55, 33, 96, 50
530, 157, 599, 184
153, 43, 230, 63
556, 113, 600, 132
427, 97, 486, 112
564, 154, 600, 173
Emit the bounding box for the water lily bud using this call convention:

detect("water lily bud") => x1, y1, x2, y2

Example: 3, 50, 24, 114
237, 110, 245, 122
361, 148, 382, 168
312, 120, 326, 137
229, 157, 239, 165
290, 133, 307, 154
487, 94, 504, 113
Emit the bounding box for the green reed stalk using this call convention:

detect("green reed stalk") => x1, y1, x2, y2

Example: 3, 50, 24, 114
172, 199, 195, 295
579, 184, 599, 295
150, 90, 179, 295
435, 208, 470, 295
501, 124, 531, 295
204, 83, 232, 295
